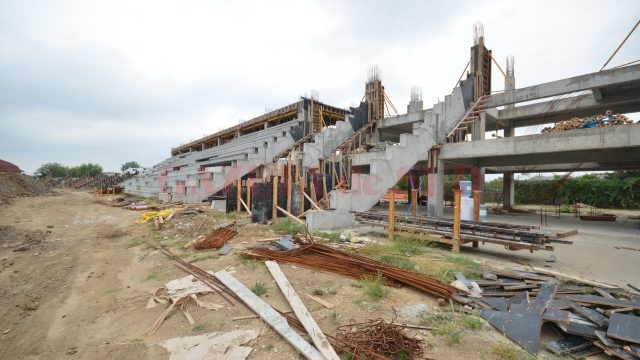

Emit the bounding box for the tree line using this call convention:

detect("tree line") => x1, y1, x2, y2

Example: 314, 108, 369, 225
35, 161, 141, 178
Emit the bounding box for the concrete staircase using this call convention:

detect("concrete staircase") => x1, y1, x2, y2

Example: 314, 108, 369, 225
329, 87, 468, 212
301, 119, 354, 168
329, 123, 436, 211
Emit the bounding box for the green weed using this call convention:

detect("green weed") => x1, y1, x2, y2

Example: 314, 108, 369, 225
271, 219, 304, 235
461, 314, 483, 330
250, 281, 268, 296
492, 342, 536, 360
378, 255, 417, 271
192, 324, 206, 332
391, 236, 425, 255
313, 231, 341, 242
145, 272, 158, 281
360, 273, 390, 300
432, 323, 460, 345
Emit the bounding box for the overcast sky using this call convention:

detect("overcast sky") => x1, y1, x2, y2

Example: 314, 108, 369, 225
1, 0, 639, 174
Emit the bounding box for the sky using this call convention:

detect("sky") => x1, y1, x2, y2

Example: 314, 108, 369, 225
1, 0, 639, 174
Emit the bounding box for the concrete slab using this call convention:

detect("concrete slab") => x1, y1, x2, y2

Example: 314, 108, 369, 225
306, 210, 356, 232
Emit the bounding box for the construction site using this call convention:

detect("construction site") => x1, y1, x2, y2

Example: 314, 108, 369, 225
2, 18, 640, 360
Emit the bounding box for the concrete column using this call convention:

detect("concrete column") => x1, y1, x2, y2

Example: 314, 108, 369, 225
427, 149, 444, 217
503, 172, 515, 209
502, 121, 514, 209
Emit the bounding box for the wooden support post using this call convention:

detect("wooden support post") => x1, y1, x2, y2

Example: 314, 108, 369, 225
299, 169, 305, 216
272, 176, 278, 221
472, 190, 480, 248
473, 190, 480, 223
322, 171, 328, 206
246, 179, 251, 213
411, 189, 418, 216
236, 178, 242, 213
286, 156, 292, 213
310, 175, 318, 206
453, 189, 461, 253
388, 189, 395, 241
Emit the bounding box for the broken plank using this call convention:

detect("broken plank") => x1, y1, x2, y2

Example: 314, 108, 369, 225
301, 292, 334, 309
265, 261, 339, 360
543, 309, 572, 324
480, 309, 543, 354
531, 266, 616, 288
213, 270, 323, 360
595, 330, 622, 348
569, 302, 609, 327
481, 297, 508, 312
545, 335, 592, 356
557, 229, 578, 238
560, 294, 640, 309
607, 313, 640, 344
275, 205, 305, 224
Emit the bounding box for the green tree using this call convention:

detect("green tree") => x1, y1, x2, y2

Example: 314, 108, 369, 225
121, 161, 141, 172
35, 162, 69, 178
69, 163, 103, 178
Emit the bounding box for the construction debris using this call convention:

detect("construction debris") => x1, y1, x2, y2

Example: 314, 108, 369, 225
134, 208, 176, 224
145, 273, 224, 335
158, 329, 261, 360
194, 223, 237, 249
459, 268, 640, 357
541, 112, 635, 133
335, 318, 424, 360
244, 233, 459, 299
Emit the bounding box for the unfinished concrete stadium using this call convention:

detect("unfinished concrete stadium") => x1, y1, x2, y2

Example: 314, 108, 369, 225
125, 29, 640, 234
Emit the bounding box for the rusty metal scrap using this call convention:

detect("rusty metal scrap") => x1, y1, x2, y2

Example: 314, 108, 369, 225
335, 318, 424, 360
194, 223, 237, 249
244, 235, 459, 300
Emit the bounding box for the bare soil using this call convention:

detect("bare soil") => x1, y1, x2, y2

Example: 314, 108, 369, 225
1, 190, 610, 360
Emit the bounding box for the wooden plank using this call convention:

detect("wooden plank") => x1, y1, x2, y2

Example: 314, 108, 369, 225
452, 189, 460, 253
303, 192, 321, 210
265, 261, 340, 360
608, 313, 640, 344
213, 270, 324, 360
560, 294, 640, 309
287, 156, 292, 213
239, 197, 252, 216
276, 206, 304, 224
569, 303, 609, 327
531, 266, 616, 288
388, 189, 395, 241
543, 308, 572, 324
556, 229, 578, 238
272, 176, 278, 220
301, 292, 334, 309
237, 179, 242, 213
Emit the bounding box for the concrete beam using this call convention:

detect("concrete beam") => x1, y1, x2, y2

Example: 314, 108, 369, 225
441, 123, 640, 168
484, 64, 640, 108
493, 91, 640, 128
486, 162, 640, 174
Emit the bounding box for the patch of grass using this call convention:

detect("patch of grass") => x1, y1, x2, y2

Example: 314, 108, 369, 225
238, 254, 260, 270
360, 273, 390, 300
271, 219, 304, 235
331, 309, 340, 325
391, 236, 425, 255
492, 342, 536, 360
125, 237, 146, 248
461, 314, 483, 330
188, 252, 219, 263
165, 238, 191, 249
264, 344, 274, 352
312, 288, 326, 296
128, 338, 144, 347
145, 271, 158, 281
105, 287, 120, 294
313, 231, 341, 242
378, 255, 417, 271
432, 323, 460, 345
311, 287, 338, 296
250, 281, 268, 296
437, 255, 482, 283
192, 324, 206, 332
359, 242, 391, 256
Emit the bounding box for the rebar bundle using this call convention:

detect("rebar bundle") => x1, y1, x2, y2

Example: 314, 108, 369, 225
244, 236, 459, 299
194, 223, 237, 249
335, 319, 424, 360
